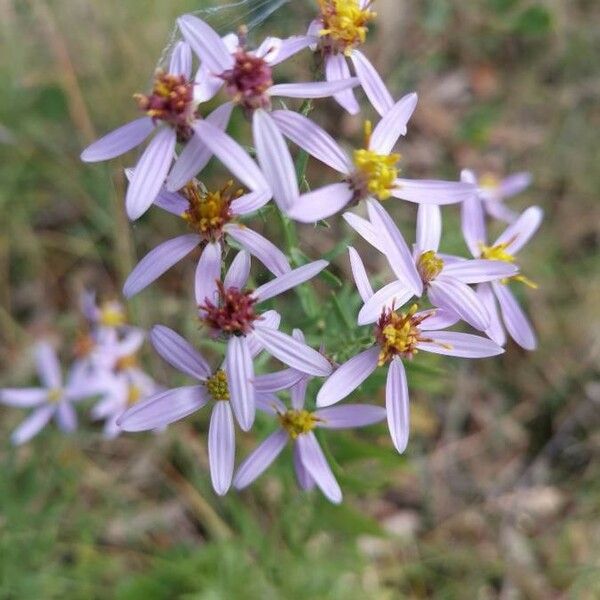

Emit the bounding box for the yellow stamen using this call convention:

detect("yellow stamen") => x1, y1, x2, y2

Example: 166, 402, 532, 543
48, 388, 63, 404
115, 354, 137, 372
480, 242, 537, 288
417, 250, 444, 283
182, 180, 239, 237
378, 304, 420, 366
278, 409, 319, 439
318, 0, 376, 54
205, 370, 230, 402
127, 385, 142, 406
479, 172, 500, 190
99, 302, 126, 328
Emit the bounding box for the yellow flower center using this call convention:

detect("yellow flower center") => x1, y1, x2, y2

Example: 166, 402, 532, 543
417, 250, 444, 283
278, 409, 319, 439
479, 173, 500, 190
48, 388, 63, 404
99, 302, 126, 328
127, 385, 142, 406
377, 304, 422, 366
352, 122, 400, 201
318, 0, 376, 54
182, 180, 240, 240
205, 370, 230, 402
115, 354, 137, 372
480, 243, 537, 288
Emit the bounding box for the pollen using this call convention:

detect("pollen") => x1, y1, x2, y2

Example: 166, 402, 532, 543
181, 180, 241, 240
205, 369, 230, 402
47, 388, 63, 404
480, 243, 537, 288
99, 302, 126, 328
278, 409, 319, 439
318, 0, 376, 55
127, 385, 142, 406
115, 354, 137, 372
417, 250, 444, 284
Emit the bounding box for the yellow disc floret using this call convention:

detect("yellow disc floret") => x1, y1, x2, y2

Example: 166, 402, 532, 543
99, 302, 126, 328
278, 409, 319, 439
48, 388, 63, 404
127, 385, 142, 406
479, 173, 500, 190
205, 370, 230, 402
318, 0, 376, 54
376, 304, 422, 365
417, 250, 444, 283
480, 242, 537, 288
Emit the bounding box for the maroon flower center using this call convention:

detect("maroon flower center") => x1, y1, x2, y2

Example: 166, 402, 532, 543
135, 70, 195, 139
219, 48, 273, 111
200, 281, 261, 336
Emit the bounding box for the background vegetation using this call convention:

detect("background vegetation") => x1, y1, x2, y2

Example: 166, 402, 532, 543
0, 0, 599, 597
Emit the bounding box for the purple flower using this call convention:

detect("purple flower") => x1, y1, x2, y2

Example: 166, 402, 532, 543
462, 194, 543, 350
81, 41, 233, 220
271, 94, 475, 222
234, 353, 386, 503
0, 342, 109, 445
316, 249, 504, 453
195, 251, 333, 423
277, 0, 395, 116
346, 200, 518, 330
118, 325, 301, 495
122, 177, 290, 298
462, 168, 532, 223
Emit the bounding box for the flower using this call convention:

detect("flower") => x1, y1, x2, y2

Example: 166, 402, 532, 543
316, 249, 504, 453
122, 177, 291, 298
346, 200, 518, 330
233, 353, 386, 503
271, 94, 475, 222
0, 342, 109, 445
81, 41, 234, 220
118, 325, 301, 495
462, 168, 532, 223
461, 192, 543, 350
278, 0, 396, 116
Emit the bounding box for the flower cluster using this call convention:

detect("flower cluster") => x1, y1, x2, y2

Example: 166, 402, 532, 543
3, 2, 542, 504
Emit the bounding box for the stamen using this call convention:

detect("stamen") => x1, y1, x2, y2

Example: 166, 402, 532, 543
481, 243, 537, 288
278, 409, 319, 439
115, 355, 137, 372
417, 250, 444, 284
204, 370, 230, 402
318, 0, 376, 55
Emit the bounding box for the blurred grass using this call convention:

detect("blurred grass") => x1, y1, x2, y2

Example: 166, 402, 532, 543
1, 0, 600, 598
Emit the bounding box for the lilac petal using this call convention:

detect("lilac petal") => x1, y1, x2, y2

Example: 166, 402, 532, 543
169, 40, 192, 78
126, 127, 177, 220
118, 385, 208, 431
358, 281, 414, 325
247, 310, 281, 357
288, 183, 354, 223
461, 193, 487, 257
224, 250, 251, 290
485, 200, 519, 224
271, 35, 314, 65
154, 188, 188, 215
253, 109, 298, 211
428, 277, 490, 331
193, 120, 269, 191
386, 358, 410, 453
255, 36, 282, 62
252, 326, 332, 376
392, 179, 475, 205
224, 224, 290, 276
367, 200, 423, 296
500, 172, 532, 198
226, 336, 255, 431
11, 405, 55, 445
195, 241, 222, 307
35, 342, 61, 389
325, 53, 359, 115
370, 92, 418, 154
114, 327, 145, 357
442, 259, 518, 284
194, 65, 224, 103
254, 369, 305, 394
348, 246, 374, 303
350, 49, 394, 116
253, 260, 328, 303
268, 78, 359, 99
81, 117, 154, 162
233, 429, 288, 489
316, 346, 379, 407
124, 234, 200, 298
417, 308, 461, 331
417, 331, 504, 358
0, 388, 48, 407
230, 189, 272, 215
294, 444, 316, 490
314, 404, 386, 429
291, 376, 309, 410
416, 203, 442, 254
270, 110, 352, 175
55, 400, 77, 433
150, 324, 211, 380
492, 282, 537, 350
342, 212, 386, 253
177, 15, 233, 73
166, 102, 234, 191
256, 392, 287, 415
494, 206, 543, 254
476, 283, 506, 347
296, 431, 342, 504
208, 401, 235, 495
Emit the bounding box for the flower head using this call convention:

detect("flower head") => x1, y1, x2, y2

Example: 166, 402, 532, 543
317, 0, 376, 55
